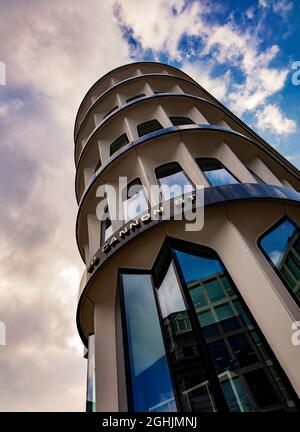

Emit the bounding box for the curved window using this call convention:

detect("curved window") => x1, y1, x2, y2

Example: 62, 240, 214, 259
258, 217, 300, 307
122, 178, 148, 223
155, 162, 194, 201
100, 205, 113, 243
196, 158, 239, 187
103, 105, 118, 119
137, 119, 163, 137
119, 240, 299, 412
126, 94, 146, 103
94, 159, 101, 174
110, 133, 129, 156
170, 116, 195, 126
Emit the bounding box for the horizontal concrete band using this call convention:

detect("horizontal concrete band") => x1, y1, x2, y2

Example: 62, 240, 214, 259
75, 123, 247, 205
74, 61, 195, 137
75, 92, 225, 168
76, 183, 300, 346
74, 73, 201, 145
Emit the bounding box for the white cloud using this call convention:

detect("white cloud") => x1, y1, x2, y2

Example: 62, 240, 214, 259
114, 0, 209, 61
259, 0, 268, 7
255, 104, 297, 135
270, 249, 283, 266
115, 1, 291, 117
0, 0, 130, 411
273, 0, 293, 19
246, 7, 255, 19
182, 61, 230, 101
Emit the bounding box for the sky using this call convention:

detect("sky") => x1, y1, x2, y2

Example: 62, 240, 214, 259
0, 0, 299, 412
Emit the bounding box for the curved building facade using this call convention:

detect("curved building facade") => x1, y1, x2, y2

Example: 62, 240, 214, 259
74, 62, 300, 412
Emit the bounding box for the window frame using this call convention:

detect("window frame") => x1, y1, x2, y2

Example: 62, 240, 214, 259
137, 119, 163, 137
110, 133, 130, 156
117, 267, 180, 412
257, 216, 300, 309
155, 161, 195, 202
118, 237, 300, 413
196, 157, 240, 187
126, 94, 146, 103
121, 178, 149, 222
169, 116, 195, 126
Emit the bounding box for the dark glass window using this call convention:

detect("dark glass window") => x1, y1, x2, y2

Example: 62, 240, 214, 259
122, 178, 148, 223
155, 162, 194, 201
174, 246, 297, 412
100, 205, 113, 243
121, 273, 176, 412
110, 133, 129, 156
120, 240, 299, 412
94, 159, 101, 174
154, 261, 217, 412
258, 217, 300, 306
170, 117, 195, 126
103, 105, 118, 119
86, 334, 96, 412
137, 119, 163, 137
126, 94, 146, 103
196, 158, 239, 187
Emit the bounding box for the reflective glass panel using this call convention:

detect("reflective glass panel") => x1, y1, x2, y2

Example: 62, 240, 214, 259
175, 247, 297, 412
155, 262, 217, 412
121, 274, 176, 412
156, 163, 194, 201
259, 218, 300, 305
122, 180, 148, 223
197, 158, 239, 187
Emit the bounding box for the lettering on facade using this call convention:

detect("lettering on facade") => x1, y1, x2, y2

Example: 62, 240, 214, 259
86, 194, 196, 274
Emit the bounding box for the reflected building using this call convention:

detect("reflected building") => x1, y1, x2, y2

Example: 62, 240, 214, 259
73, 62, 300, 412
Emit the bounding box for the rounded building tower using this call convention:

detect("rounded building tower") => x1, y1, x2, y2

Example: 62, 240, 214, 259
74, 62, 300, 412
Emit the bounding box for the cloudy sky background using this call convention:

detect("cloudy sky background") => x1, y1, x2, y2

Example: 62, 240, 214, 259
0, 0, 299, 411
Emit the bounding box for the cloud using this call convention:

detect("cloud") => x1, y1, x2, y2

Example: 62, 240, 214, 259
115, 0, 291, 117
255, 104, 297, 135
114, 0, 210, 61
273, 0, 293, 19
0, 0, 130, 411
182, 61, 230, 101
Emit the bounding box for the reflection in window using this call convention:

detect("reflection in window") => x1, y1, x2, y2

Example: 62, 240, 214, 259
137, 119, 163, 137
86, 334, 96, 412
155, 162, 194, 201
126, 94, 146, 103
155, 262, 217, 412
258, 218, 300, 306
121, 274, 176, 412
196, 158, 239, 187
175, 246, 297, 412
110, 133, 129, 156
100, 205, 113, 243
122, 179, 148, 223
170, 117, 195, 126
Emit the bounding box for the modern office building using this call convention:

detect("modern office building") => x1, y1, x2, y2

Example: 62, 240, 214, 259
74, 62, 300, 412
